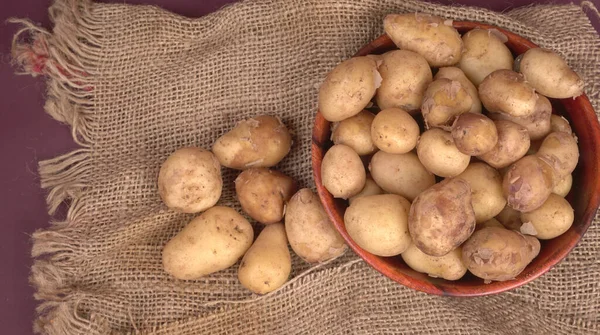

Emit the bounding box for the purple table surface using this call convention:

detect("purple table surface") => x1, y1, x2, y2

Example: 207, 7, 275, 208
1, 0, 598, 334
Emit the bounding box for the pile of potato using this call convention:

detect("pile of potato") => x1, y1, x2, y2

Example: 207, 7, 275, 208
319, 13, 582, 282
159, 116, 346, 294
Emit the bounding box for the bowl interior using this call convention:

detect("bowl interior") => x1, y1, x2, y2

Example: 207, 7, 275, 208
311, 21, 600, 296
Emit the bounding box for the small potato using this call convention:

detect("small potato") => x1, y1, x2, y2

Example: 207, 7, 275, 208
495, 205, 523, 230
434, 67, 482, 114
462, 227, 540, 282
212, 115, 292, 169
369, 151, 436, 201
158, 147, 222, 213
344, 194, 412, 257
318, 57, 380, 122
456, 163, 507, 223
520, 193, 574, 239
477, 218, 505, 230
478, 120, 530, 169
401, 244, 467, 281
321, 144, 366, 199
162, 206, 254, 280
285, 189, 347, 263
235, 168, 297, 224
331, 110, 377, 155
537, 131, 579, 180
518, 48, 584, 99
553, 174, 573, 197
409, 178, 476, 257
451, 113, 498, 156
349, 176, 384, 205
238, 223, 291, 294
503, 155, 554, 212
383, 13, 463, 67
479, 70, 538, 117
371, 108, 420, 154
459, 29, 514, 86
417, 128, 470, 177
550, 115, 573, 134
376, 50, 433, 112
421, 78, 473, 129
488, 95, 552, 141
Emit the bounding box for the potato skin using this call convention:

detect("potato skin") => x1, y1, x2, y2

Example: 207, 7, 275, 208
459, 29, 513, 86
451, 113, 498, 156
434, 67, 481, 114
479, 70, 538, 117
503, 155, 554, 213
158, 147, 222, 213
477, 218, 505, 230
371, 108, 420, 154
488, 95, 552, 141
421, 78, 473, 130
212, 115, 292, 170
520, 193, 574, 239
478, 120, 530, 169
401, 244, 467, 280
519, 48, 584, 99
417, 128, 470, 177
331, 110, 377, 155
456, 163, 507, 223
321, 144, 366, 199
553, 174, 573, 197
495, 205, 523, 230
349, 176, 384, 205
285, 189, 347, 263
550, 115, 573, 134
162, 206, 254, 280
235, 168, 297, 224
536, 131, 579, 180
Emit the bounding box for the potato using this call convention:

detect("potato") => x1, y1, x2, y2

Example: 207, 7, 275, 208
434, 67, 482, 114
349, 176, 384, 205
451, 113, 498, 156
158, 147, 222, 213
344, 194, 412, 257
459, 29, 514, 86
421, 78, 473, 129
520, 193, 574, 239
401, 244, 467, 280
321, 144, 366, 199
318, 56, 380, 122
517, 48, 584, 99
417, 128, 470, 177
477, 218, 505, 230
369, 151, 436, 201
503, 155, 554, 212
238, 223, 291, 294
162, 206, 254, 280
235, 168, 297, 224
488, 95, 552, 141
536, 131, 579, 180
383, 13, 462, 67
479, 70, 538, 117
331, 110, 377, 155
456, 163, 506, 223
371, 108, 420, 154
553, 174, 573, 197
409, 178, 476, 256
376, 50, 433, 112
495, 205, 523, 230
462, 227, 540, 282
550, 115, 573, 134
285, 189, 346, 263
478, 120, 530, 169
212, 115, 292, 170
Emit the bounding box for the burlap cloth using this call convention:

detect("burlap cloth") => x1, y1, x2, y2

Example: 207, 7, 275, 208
11, 0, 600, 333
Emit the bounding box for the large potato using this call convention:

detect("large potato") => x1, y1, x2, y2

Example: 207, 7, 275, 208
158, 147, 222, 213
344, 194, 412, 257
318, 57, 380, 122
371, 107, 420, 154
212, 115, 292, 169
321, 144, 366, 199
285, 189, 347, 263
518, 48, 584, 98
478, 120, 530, 169
503, 155, 554, 212
421, 78, 473, 129
479, 70, 538, 117
488, 95, 552, 141
459, 29, 513, 86
349, 175, 384, 205
417, 128, 470, 177
331, 110, 377, 155
383, 13, 462, 67
550, 115, 573, 134
401, 244, 467, 281
235, 168, 297, 224
553, 174, 573, 197
434, 67, 482, 114
456, 163, 506, 223
369, 151, 436, 201
520, 193, 574, 239
536, 131, 579, 180
238, 223, 291, 294
451, 113, 498, 156
162, 206, 254, 280
409, 178, 476, 257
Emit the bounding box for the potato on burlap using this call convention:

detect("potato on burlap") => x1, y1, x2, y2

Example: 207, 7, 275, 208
503, 155, 554, 213
421, 78, 473, 130
455, 162, 506, 223
331, 110, 377, 155
371, 107, 420, 154
434, 67, 482, 114
520, 193, 574, 239
349, 175, 384, 205
478, 70, 538, 117
321, 144, 366, 199
488, 95, 552, 141
417, 128, 470, 177
401, 244, 467, 281
458, 28, 514, 86
158, 147, 222, 213
478, 120, 530, 169
451, 113, 498, 156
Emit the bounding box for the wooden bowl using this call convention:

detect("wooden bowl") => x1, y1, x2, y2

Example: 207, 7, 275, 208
311, 21, 600, 296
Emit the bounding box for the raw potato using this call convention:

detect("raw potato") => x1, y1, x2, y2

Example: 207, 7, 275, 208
318, 56, 380, 122
477, 218, 505, 230
235, 168, 297, 224
417, 128, 470, 177
421, 78, 473, 129
520, 193, 574, 239
371, 108, 420, 154
383, 13, 463, 67
162, 206, 254, 280
553, 174, 573, 197
331, 110, 377, 155
479, 70, 538, 117
344, 194, 412, 257
376, 50, 433, 112
285, 189, 347, 263
537, 131, 580, 180
488, 95, 552, 141
238, 223, 291, 294
321, 144, 366, 199
478, 120, 530, 169
451, 113, 498, 156
158, 147, 222, 213
518, 48, 584, 99
349, 176, 384, 204
550, 115, 573, 134
496, 205, 523, 230
369, 151, 436, 201
409, 178, 476, 257
434, 67, 482, 114
212, 115, 292, 169
459, 29, 514, 86
462, 227, 540, 282
456, 163, 507, 223
401, 244, 467, 280
503, 155, 554, 212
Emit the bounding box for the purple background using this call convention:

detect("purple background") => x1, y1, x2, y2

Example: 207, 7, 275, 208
1, 0, 598, 334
